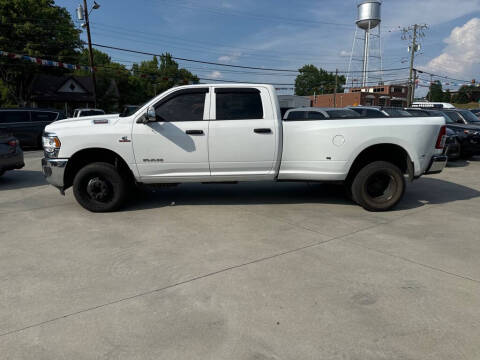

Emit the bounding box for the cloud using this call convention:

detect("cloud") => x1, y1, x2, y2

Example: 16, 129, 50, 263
221, 2, 234, 9
382, 0, 480, 28
217, 52, 242, 63
209, 71, 222, 79
421, 18, 480, 79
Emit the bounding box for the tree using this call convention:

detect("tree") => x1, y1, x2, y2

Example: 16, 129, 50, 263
131, 53, 199, 101
75, 49, 130, 112
295, 65, 345, 96
77, 51, 200, 111
0, 0, 82, 106
452, 85, 476, 104
427, 81, 444, 102
443, 89, 452, 103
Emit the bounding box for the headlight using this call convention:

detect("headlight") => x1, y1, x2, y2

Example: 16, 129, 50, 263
42, 133, 61, 157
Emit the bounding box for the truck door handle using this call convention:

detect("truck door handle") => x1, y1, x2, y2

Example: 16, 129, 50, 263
185, 130, 204, 135
254, 128, 272, 134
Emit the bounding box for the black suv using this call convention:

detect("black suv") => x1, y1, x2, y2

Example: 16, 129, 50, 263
0, 131, 24, 176
405, 108, 480, 159
0, 108, 66, 148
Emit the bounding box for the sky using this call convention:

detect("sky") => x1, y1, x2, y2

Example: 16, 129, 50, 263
56, 0, 480, 96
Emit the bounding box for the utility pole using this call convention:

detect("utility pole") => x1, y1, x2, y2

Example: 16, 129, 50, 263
407, 24, 417, 107
333, 69, 338, 108
82, 0, 98, 107
411, 69, 417, 104
402, 24, 428, 107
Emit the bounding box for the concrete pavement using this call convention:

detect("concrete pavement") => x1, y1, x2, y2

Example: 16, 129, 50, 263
1, 151, 480, 359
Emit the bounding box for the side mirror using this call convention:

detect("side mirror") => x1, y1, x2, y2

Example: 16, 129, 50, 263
456, 119, 464, 124
137, 106, 156, 124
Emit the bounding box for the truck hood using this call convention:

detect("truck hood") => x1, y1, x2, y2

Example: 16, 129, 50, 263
45, 114, 120, 133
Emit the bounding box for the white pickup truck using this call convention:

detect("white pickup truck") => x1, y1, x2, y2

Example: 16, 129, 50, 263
42, 84, 447, 212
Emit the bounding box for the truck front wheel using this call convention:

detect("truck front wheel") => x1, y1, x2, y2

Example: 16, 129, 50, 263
351, 161, 405, 212
73, 162, 127, 212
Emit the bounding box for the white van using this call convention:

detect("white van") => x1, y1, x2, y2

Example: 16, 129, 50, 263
412, 102, 455, 109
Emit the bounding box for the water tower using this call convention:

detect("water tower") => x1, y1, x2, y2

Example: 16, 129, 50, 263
346, 0, 383, 88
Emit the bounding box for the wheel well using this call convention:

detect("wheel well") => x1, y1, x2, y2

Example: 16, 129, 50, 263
347, 144, 413, 182
64, 148, 135, 190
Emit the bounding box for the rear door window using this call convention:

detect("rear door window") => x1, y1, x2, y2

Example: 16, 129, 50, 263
285, 111, 326, 121
326, 110, 359, 119
215, 88, 263, 120
365, 109, 387, 117
0, 111, 29, 124
307, 111, 326, 120
31, 111, 58, 122
286, 111, 308, 121
383, 109, 411, 117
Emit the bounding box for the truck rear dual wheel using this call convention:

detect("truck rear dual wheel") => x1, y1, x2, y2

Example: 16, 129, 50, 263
351, 161, 405, 212
73, 162, 127, 212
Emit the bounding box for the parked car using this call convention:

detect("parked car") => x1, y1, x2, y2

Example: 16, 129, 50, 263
0, 131, 24, 176
348, 107, 388, 118
442, 109, 480, 126
42, 84, 447, 213
413, 109, 480, 159
404, 108, 460, 160
349, 106, 411, 117
439, 110, 480, 158
0, 108, 65, 148
284, 107, 360, 120
469, 108, 480, 119
444, 127, 461, 160
412, 102, 456, 109
120, 105, 140, 117
72, 108, 105, 117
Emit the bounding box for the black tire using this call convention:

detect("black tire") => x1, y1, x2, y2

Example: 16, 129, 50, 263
351, 161, 405, 212
73, 162, 127, 212
460, 151, 472, 160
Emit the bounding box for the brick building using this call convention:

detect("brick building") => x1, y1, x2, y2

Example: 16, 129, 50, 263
310, 85, 408, 108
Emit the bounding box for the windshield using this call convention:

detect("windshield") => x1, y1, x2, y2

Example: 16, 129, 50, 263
444, 111, 464, 123
459, 110, 480, 124
439, 111, 455, 124
119, 103, 145, 117
79, 110, 104, 117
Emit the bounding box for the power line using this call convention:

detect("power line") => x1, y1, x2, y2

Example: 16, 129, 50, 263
415, 69, 472, 83
93, 42, 411, 75
155, 0, 353, 28
92, 43, 299, 73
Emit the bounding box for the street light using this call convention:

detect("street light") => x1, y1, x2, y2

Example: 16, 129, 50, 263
76, 1, 100, 107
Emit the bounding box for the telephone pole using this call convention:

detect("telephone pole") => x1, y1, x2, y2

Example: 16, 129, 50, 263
412, 69, 417, 104
333, 69, 338, 108
402, 24, 428, 107
78, 0, 100, 107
